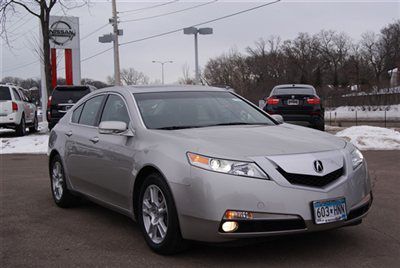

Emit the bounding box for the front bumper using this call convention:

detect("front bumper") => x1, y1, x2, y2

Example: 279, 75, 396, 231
173, 152, 372, 242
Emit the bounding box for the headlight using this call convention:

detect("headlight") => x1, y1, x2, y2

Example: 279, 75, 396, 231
351, 148, 364, 169
187, 152, 269, 179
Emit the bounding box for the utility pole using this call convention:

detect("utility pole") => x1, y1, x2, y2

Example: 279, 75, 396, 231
111, 0, 121, 86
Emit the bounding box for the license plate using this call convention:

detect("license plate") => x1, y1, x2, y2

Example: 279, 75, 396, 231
312, 198, 347, 224
287, 99, 299, 105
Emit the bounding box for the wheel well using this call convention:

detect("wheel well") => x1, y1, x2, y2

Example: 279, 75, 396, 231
133, 165, 162, 219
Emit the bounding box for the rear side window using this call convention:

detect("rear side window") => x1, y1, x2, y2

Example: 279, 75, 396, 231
79, 95, 104, 126
0, 86, 11, 101
100, 94, 130, 125
71, 104, 84, 123
12, 88, 21, 101
52, 87, 91, 103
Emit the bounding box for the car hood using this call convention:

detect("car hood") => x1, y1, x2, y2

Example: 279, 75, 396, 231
155, 123, 346, 160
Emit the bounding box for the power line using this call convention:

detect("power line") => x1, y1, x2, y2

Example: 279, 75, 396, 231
4, 0, 281, 72
118, 0, 179, 14
120, 0, 281, 47
81, 0, 281, 63
80, 23, 109, 41
120, 0, 218, 23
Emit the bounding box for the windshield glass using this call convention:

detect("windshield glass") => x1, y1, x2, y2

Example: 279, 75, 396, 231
0, 86, 11, 101
273, 87, 315, 95
134, 91, 275, 129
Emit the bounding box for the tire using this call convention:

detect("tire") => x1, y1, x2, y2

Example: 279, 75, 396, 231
29, 115, 39, 133
15, 115, 26, 136
49, 155, 80, 208
138, 173, 187, 254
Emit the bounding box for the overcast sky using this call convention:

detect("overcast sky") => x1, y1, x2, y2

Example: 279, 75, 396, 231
1, 0, 399, 84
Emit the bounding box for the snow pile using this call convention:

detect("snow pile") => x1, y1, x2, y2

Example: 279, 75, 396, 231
336, 126, 400, 150
0, 122, 49, 154
0, 133, 49, 154
325, 104, 400, 120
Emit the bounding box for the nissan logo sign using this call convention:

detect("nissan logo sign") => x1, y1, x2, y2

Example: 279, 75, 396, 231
49, 21, 76, 46
313, 160, 324, 173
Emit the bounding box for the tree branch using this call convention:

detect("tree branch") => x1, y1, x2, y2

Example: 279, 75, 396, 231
9, 0, 40, 18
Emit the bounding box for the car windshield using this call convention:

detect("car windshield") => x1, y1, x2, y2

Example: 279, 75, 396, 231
0, 86, 11, 101
134, 91, 275, 130
273, 87, 315, 95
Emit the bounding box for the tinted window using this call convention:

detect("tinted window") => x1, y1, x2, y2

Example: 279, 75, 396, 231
52, 86, 91, 103
273, 87, 315, 95
79, 95, 104, 126
12, 88, 21, 101
100, 94, 130, 125
134, 91, 275, 129
71, 104, 84, 123
0, 86, 11, 101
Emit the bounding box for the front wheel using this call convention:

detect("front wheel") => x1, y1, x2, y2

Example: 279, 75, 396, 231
138, 173, 187, 254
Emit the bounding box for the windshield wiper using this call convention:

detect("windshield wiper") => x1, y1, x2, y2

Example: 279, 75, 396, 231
205, 122, 270, 127
154, 125, 204, 130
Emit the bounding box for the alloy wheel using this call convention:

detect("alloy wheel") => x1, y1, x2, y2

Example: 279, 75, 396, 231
142, 185, 168, 244
52, 161, 64, 201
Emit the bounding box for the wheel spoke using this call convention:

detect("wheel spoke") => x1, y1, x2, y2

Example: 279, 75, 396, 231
157, 221, 167, 238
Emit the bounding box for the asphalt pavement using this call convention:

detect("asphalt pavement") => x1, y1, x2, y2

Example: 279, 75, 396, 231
1, 152, 399, 267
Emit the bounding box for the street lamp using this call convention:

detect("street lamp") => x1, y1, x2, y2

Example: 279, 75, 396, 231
152, 61, 173, 84
183, 26, 213, 84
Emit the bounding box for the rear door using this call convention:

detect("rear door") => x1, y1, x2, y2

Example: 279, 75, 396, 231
64, 94, 106, 197
17, 89, 35, 123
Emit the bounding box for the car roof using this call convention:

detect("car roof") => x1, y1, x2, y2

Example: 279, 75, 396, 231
106, 85, 228, 94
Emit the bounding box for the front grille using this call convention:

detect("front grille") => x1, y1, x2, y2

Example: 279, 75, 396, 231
277, 166, 344, 188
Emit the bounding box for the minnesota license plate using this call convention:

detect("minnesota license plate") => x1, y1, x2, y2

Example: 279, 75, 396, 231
312, 198, 347, 224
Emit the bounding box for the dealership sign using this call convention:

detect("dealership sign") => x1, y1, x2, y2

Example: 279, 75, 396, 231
49, 16, 80, 49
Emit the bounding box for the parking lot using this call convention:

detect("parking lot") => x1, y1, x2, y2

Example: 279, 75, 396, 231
0, 151, 399, 267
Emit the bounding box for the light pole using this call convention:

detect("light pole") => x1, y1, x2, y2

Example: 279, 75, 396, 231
183, 27, 213, 84
152, 60, 173, 84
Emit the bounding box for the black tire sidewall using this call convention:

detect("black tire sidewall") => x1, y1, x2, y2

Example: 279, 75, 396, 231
138, 173, 183, 254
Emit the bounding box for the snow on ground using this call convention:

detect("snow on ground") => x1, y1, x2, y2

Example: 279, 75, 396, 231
325, 104, 400, 120
0, 122, 49, 154
336, 126, 400, 150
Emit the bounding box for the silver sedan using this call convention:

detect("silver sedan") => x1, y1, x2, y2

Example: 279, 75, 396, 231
48, 85, 372, 254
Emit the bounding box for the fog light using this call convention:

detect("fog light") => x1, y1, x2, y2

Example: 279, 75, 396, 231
225, 210, 253, 220
222, 221, 238, 233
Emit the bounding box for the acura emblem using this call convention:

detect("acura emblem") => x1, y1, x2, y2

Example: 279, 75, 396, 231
313, 160, 324, 173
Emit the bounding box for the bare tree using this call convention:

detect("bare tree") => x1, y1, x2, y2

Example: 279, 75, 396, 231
120, 68, 149, 85
179, 63, 195, 85
360, 31, 388, 87
1, 1, 87, 94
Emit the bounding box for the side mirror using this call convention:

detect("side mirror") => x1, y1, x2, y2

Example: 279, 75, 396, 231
271, 114, 284, 124
99, 121, 133, 136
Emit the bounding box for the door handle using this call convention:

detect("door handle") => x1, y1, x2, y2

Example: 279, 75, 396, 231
89, 136, 99, 143
65, 131, 73, 137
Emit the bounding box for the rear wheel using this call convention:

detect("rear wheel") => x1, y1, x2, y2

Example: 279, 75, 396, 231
15, 115, 26, 136
50, 155, 80, 208
29, 115, 39, 133
138, 173, 187, 254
